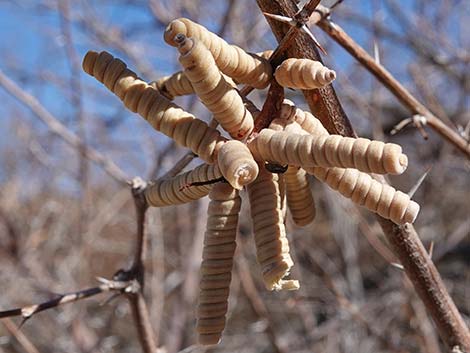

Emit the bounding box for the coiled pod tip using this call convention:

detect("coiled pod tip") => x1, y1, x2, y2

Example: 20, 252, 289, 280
174, 33, 193, 55
164, 19, 187, 46
217, 141, 258, 190
82, 50, 99, 76
326, 69, 336, 81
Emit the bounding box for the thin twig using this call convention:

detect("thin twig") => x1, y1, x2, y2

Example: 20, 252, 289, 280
127, 178, 158, 353
301, 250, 407, 353
0, 279, 130, 321
315, 10, 470, 158
1, 318, 41, 353
0, 69, 129, 185
236, 244, 285, 353
127, 293, 158, 353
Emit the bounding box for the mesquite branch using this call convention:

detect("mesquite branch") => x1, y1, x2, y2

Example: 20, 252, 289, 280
313, 8, 470, 159
255, 0, 470, 351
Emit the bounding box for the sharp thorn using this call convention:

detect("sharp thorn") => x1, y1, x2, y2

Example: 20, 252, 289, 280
390, 117, 413, 135
96, 276, 111, 284
100, 292, 121, 306
391, 262, 404, 271
428, 241, 434, 259
408, 166, 432, 198
18, 317, 29, 329
263, 12, 296, 26
373, 40, 381, 65
301, 24, 327, 55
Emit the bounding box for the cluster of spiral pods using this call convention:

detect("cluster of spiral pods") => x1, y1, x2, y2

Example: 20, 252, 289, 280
81, 13, 421, 347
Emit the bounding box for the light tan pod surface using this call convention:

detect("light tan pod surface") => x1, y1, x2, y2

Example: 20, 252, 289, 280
279, 99, 329, 136
145, 163, 221, 207
217, 140, 259, 190
82, 50, 226, 163
248, 129, 408, 175
275, 58, 336, 90
151, 71, 194, 100
164, 18, 272, 88
247, 166, 299, 291
267, 119, 316, 226
177, 36, 253, 139
307, 167, 419, 224
197, 182, 241, 345
285, 167, 316, 226
151, 71, 237, 100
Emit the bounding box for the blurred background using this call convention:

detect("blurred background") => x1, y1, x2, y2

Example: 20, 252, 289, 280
0, 0, 468, 352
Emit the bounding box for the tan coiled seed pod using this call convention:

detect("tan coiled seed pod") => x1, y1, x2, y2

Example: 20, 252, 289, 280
197, 182, 241, 345
285, 167, 316, 226
150, 71, 194, 100
164, 18, 272, 88
82, 50, 226, 163
144, 163, 221, 207
279, 99, 329, 135
176, 35, 253, 139
247, 166, 299, 291
268, 119, 316, 226
151, 71, 237, 100
256, 50, 274, 60
248, 129, 408, 175
217, 140, 259, 190
307, 166, 419, 224
275, 58, 336, 90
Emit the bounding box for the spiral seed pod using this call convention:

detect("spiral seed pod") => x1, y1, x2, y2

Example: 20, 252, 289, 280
197, 182, 241, 345
247, 167, 299, 291
144, 163, 221, 207
267, 120, 316, 226
248, 129, 408, 175
256, 50, 274, 60
275, 58, 336, 90
151, 71, 237, 100
279, 99, 329, 136
307, 167, 419, 224
269, 117, 305, 135
176, 35, 253, 139
285, 167, 316, 226
82, 50, 226, 163
217, 140, 259, 190
151, 71, 194, 100
164, 18, 272, 88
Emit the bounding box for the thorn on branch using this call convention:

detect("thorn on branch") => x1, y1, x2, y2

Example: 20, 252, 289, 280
408, 166, 432, 198
391, 114, 429, 140
0, 277, 138, 321
391, 262, 405, 271
263, 0, 328, 59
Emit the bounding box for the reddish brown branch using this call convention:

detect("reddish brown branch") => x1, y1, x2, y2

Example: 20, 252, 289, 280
252, 80, 285, 134
256, 0, 470, 351
255, 1, 354, 137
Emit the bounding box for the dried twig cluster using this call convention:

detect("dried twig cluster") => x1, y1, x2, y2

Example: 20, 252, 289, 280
81, 16, 421, 345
